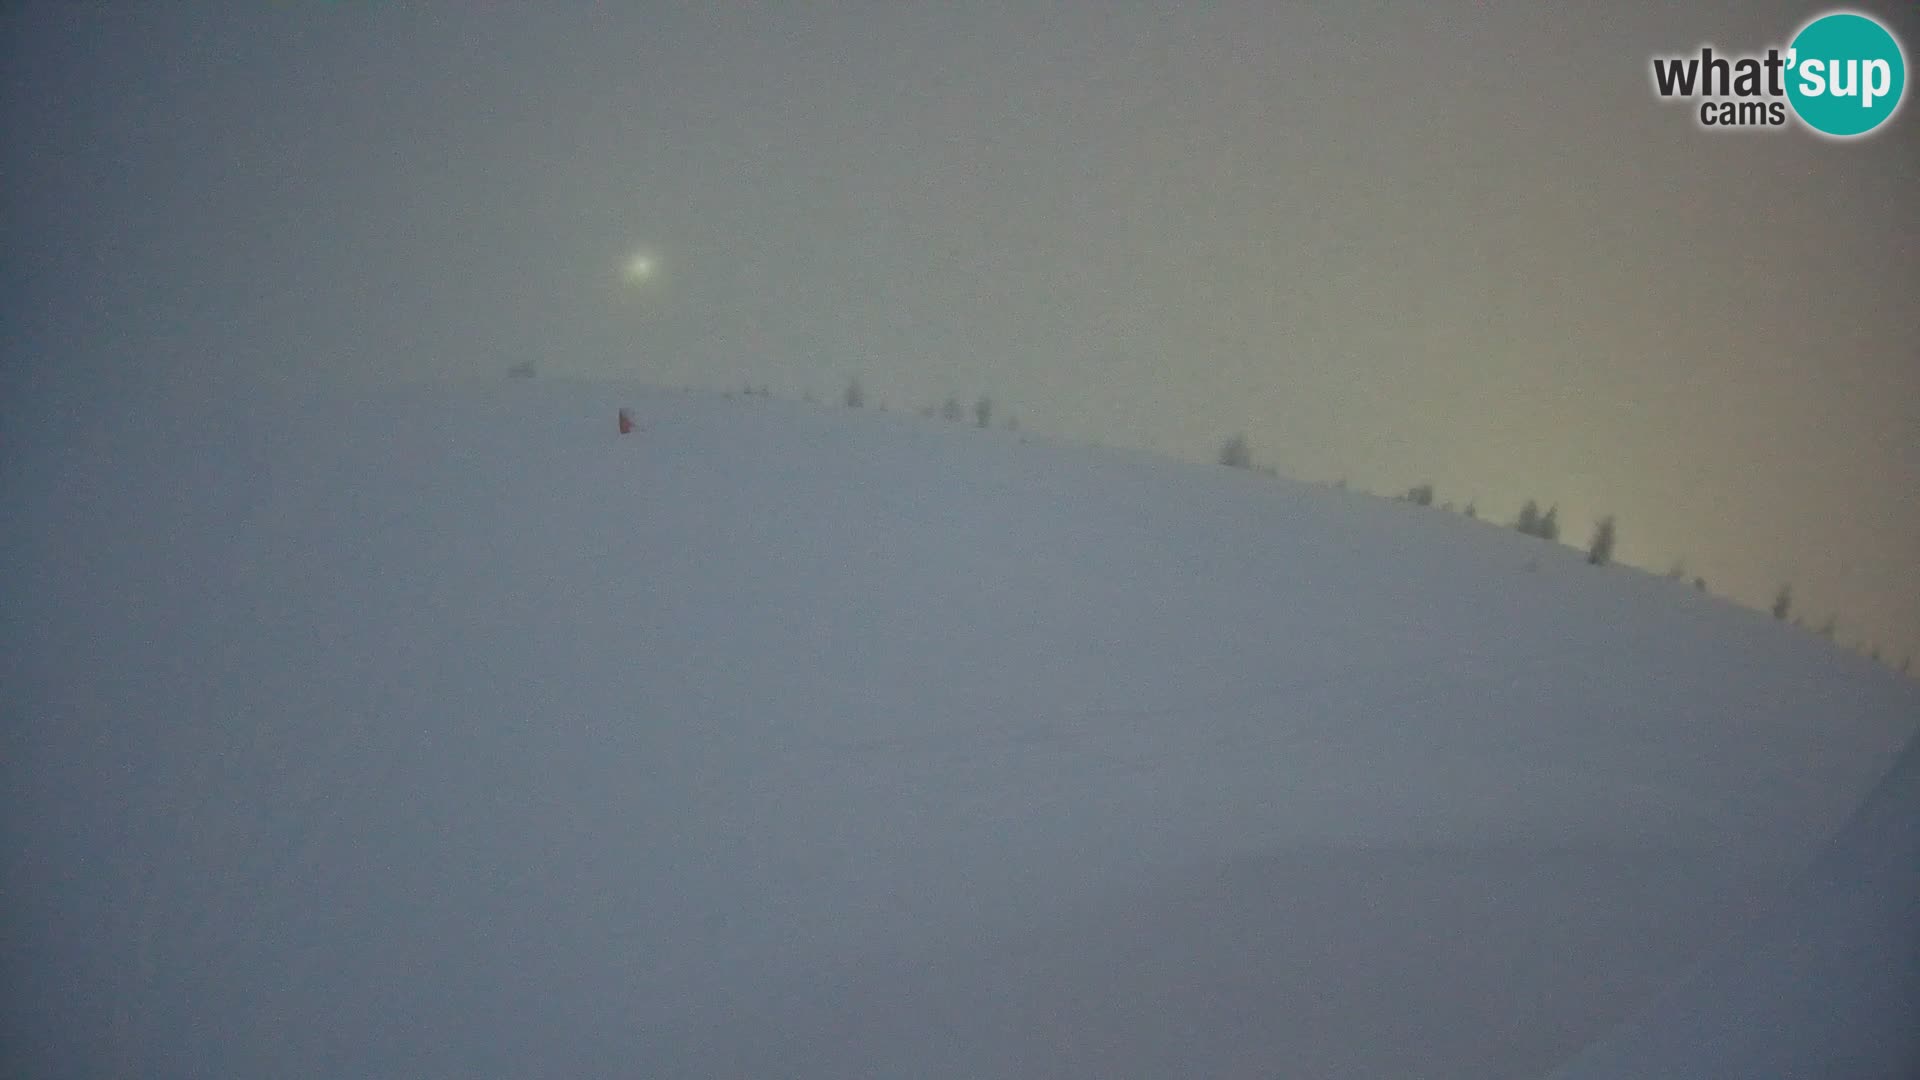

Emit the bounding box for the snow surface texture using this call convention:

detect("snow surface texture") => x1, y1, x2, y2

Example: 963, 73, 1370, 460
4, 380, 1916, 1078
1546, 729, 1920, 1079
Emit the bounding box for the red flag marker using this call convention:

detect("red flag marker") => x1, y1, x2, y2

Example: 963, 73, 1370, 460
618, 408, 635, 435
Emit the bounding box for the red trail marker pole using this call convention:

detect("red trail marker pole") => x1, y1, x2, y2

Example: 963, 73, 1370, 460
618, 408, 635, 434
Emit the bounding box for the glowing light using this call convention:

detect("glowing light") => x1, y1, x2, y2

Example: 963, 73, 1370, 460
622, 251, 657, 285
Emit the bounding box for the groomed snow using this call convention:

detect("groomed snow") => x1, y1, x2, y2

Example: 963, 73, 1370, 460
4, 379, 1915, 1077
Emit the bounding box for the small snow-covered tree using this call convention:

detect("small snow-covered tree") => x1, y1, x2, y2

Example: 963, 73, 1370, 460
1515, 499, 1541, 536
1537, 505, 1560, 542
1405, 483, 1434, 507
1218, 433, 1252, 469
1772, 584, 1793, 621
1586, 515, 1617, 566
974, 396, 992, 429
843, 377, 864, 409
942, 396, 964, 422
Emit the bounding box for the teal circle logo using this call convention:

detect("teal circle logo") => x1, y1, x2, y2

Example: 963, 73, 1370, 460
1786, 12, 1906, 137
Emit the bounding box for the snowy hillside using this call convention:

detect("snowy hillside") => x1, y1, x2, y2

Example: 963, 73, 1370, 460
5, 379, 1916, 1078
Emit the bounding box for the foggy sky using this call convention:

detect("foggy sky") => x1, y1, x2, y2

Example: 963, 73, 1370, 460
5, 2, 1917, 660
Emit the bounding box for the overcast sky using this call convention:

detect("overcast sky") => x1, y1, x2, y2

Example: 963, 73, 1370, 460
5, 1, 1917, 660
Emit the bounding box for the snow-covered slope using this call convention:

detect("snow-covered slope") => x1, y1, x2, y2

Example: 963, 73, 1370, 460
1546, 728, 1919, 1079
5, 380, 1915, 1078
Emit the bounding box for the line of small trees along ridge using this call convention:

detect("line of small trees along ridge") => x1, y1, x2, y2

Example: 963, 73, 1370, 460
1218, 437, 1625, 566
841, 377, 1017, 431
1215, 438, 1907, 672
637, 378, 1913, 678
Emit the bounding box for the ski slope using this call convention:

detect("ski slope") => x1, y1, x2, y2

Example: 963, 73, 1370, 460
4, 379, 1915, 1078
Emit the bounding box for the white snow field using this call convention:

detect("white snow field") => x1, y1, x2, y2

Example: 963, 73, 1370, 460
4, 379, 1915, 1078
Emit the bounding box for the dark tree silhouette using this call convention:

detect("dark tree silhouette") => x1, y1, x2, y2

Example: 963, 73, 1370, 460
1587, 515, 1617, 566
1219, 434, 1252, 469
1516, 500, 1541, 536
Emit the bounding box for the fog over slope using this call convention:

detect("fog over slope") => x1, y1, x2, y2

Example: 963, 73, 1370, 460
4, 380, 1915, 1077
